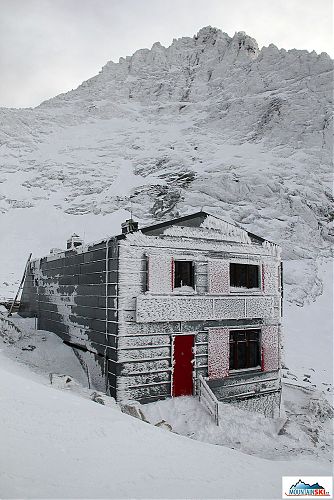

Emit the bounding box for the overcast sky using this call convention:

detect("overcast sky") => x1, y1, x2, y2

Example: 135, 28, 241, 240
0, 0, 332, 108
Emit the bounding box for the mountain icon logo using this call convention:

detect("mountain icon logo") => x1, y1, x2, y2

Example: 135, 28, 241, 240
283, 477, 332, 497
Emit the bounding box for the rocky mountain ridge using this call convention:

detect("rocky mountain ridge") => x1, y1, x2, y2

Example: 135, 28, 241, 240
0, 26, 333, 302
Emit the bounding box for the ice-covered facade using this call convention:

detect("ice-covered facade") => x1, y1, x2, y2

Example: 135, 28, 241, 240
19, 212, 283, 415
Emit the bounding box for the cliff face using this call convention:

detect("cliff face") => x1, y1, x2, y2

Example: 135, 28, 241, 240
0, 26, 333, 301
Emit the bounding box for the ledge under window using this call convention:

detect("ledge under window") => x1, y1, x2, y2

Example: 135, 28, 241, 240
228, 366, 262, 376
172, 285, 196, 295
229, 286, 262, 295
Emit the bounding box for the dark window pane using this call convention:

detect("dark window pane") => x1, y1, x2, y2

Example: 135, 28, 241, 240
229, 343, 235, 370
232, 329, 244, 340
144, 257, 149, 292
237, 342, 247, 369
229, 329, 260, 370
230, 263, 259, 288
174, 261, 194, 288
247, 265, 259, 288
248, 342, 260, 367
248, 329, 260, 340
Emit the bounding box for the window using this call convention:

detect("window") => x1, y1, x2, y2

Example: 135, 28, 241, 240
229, 329, 261, 370
174, 260, 194, 289
230, 263, 260, 289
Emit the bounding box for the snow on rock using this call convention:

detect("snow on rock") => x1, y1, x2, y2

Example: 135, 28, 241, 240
0, 26, 332, 305
283, 259, 324, 305
283, 259, 333, 393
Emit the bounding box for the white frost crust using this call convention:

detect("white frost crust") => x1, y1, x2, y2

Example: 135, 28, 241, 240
263, 262, 279, 295
122, 231, 278, 258
200, 215, 251, 244
147, 254, 172, 294
262, 240, 281, 258
208, 259, 230, 294
262, 325, 279, 371
163, 223, 251, 244
208, 328, 229, 379
136, 295, 278, 323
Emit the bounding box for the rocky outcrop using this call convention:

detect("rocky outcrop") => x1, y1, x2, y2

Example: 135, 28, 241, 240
0, 26, 332, 300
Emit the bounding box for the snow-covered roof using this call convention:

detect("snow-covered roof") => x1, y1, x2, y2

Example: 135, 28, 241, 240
32, 211, 278, 264
140, 211, 266, 243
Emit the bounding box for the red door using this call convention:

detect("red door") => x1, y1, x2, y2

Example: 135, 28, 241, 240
172, 335, 194, 397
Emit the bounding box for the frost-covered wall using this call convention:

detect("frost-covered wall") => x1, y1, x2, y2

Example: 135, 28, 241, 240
208, 328, 229, 378
262, 263, 279, 294
136, 295, 279, 322
19, 239, 119, 396
116, 224, 282, 404
261, 325, 280, 371
19, 264, 38, 318
117, 240, 173, 402
208, 260, 230, 294
147, 254, 172, 293
19, 213, 282, 406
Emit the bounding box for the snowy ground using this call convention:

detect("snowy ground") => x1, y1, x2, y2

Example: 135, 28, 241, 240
0, 349, 330, 500
283, 260, 333, 392
0, 322, 331, 499
0, 261, 332, 499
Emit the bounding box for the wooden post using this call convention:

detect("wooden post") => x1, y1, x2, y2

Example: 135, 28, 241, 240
8, 253, 32, 317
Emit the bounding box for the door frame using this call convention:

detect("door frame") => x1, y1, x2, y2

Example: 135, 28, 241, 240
171, 333, 195, 397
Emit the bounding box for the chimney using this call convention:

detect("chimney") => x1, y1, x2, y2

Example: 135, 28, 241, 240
67, 233, 83, 250
50, 248, 62, 255
121, 219, 139, 234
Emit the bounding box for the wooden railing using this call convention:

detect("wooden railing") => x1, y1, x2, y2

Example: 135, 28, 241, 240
198, 375, 219, 425
199, 371, 281, 424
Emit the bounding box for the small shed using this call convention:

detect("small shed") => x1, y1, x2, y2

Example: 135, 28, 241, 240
19, 211, 283, 417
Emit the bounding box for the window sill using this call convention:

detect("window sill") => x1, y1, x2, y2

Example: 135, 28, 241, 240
229, 366, 262, 376
172, 287, 196, 295
144, 290, 197, 296
229, 288, 262, 295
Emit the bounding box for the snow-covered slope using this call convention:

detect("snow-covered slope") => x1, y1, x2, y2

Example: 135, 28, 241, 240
0, 26, 333, 301
0, 312, 331, 499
